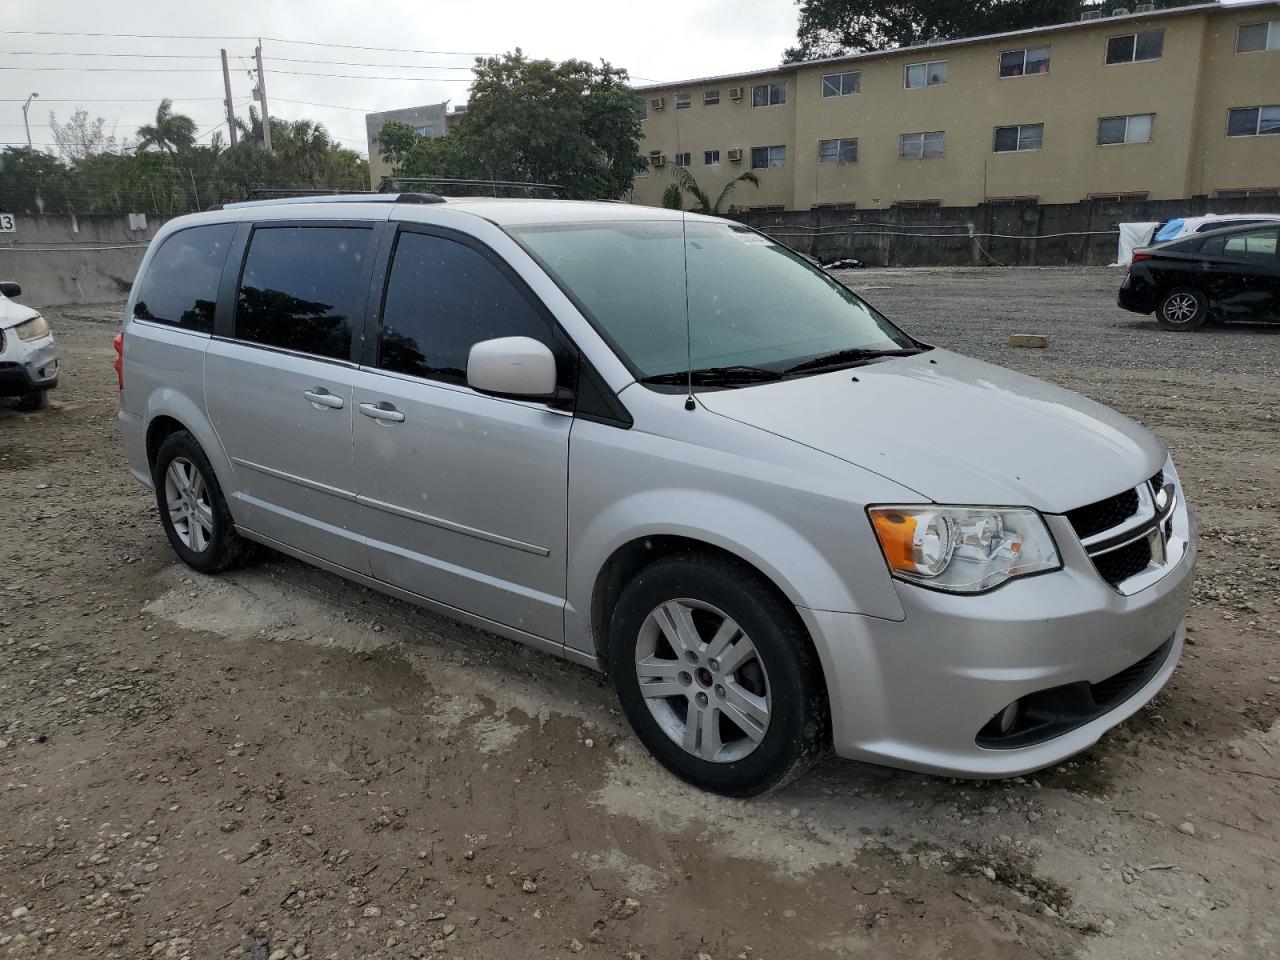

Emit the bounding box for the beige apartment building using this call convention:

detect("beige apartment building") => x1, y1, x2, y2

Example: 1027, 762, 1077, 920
630, 0, 1280, 211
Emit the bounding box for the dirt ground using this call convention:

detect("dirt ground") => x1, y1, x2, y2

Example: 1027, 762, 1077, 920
2, 266, 1278, 960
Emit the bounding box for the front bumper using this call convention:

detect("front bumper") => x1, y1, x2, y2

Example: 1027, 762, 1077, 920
800, 499, 1195, 778
0, 336, 59, 397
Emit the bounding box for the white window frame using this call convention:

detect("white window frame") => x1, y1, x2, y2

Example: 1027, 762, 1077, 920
904, 60, 948, 89
752, 82, 787, 107
750, 144, 786, 168
674, 152, 692, 167
674, 92, 692, 110
899, 131, 945, 158
703, 149, 720, 165
704, 89, 720, 106
1097, 113, 1155, 145
992, 123, 1044, 152
821, 71, 861, 97
1226, 105, 1280, 137
1235, 20, 1280, 53
817, 137, 858, 164
998, 46, 1050, 77
1105, 29, 1164, 64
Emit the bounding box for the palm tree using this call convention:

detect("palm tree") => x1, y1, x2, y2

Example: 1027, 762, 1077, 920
664, 165, 761, 214
136, 99, 197, 155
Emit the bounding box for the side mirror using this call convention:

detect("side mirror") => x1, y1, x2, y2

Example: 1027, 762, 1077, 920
467, 336, 569, 404
0, 281, 21, 299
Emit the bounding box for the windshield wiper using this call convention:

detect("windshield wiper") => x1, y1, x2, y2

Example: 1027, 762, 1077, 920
782, 347, 925, 377
640, 365, 783, 387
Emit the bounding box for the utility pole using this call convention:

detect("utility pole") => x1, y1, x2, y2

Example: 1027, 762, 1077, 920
254, 42, 273, 153
220, 50, 238, 146
22, 92, 38, 150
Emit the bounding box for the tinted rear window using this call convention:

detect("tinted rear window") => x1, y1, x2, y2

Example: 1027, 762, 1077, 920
234, 226, 373, 361
134, 224, 235, 333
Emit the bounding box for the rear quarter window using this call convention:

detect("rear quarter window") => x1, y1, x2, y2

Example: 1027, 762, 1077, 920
133, 224, 236, 333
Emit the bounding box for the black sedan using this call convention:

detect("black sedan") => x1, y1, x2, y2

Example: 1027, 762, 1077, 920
1118, 221, 1280, 330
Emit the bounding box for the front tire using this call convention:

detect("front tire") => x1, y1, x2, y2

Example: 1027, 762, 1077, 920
608, 553, 828, 797
1156, 288, 1208, 331
152, 430, 248, 574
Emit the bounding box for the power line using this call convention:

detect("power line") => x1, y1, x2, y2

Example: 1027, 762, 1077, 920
0, 65, 473, 81
265, 57, 473, 70
0, 97, 227, 103
272, 97, 374, 113
2, 29, 493, 56
0, 50, 476, 70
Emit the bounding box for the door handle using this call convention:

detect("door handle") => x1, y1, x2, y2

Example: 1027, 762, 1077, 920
358, 401, 406, 423
304, 388, 344, 409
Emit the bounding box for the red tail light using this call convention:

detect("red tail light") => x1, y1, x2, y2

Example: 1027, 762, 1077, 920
1131, 252, 1153, 263
113, 331, 123, 391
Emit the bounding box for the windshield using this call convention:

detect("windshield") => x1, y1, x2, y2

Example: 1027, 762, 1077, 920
508, 219, 915, 380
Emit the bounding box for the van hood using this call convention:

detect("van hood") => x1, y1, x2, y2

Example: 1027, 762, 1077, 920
0, 294, 40, 329
695, 349, 1166, 514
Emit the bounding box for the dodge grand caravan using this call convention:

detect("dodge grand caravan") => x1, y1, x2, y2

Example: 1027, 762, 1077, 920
116, 194, 1194, 796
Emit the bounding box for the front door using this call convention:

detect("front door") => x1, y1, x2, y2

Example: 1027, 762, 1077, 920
1200, 226, 1280, 320
352, 226, 574, 641
207, 222, 378, 572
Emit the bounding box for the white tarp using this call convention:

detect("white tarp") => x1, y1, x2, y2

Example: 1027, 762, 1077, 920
1113, 221, 1159, 266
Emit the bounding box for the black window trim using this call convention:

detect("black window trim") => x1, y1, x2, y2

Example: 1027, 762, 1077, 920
216, 218, 382, 367
367, 221, 632, 428
131, 221, 240, 338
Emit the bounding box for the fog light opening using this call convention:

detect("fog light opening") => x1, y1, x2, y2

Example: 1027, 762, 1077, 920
997, 701, 1020, 736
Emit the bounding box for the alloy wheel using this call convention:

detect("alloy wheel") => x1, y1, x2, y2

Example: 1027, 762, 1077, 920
634, 599, 771, 763
1163, 293, 1198, 324
163, 456, 214, 552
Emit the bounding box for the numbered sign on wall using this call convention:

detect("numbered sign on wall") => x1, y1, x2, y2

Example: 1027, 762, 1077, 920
0, 213, 15, 233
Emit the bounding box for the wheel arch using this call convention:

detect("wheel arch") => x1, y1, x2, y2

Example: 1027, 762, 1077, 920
141, 390, 238, 500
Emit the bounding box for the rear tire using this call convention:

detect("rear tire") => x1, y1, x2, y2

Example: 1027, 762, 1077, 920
16, 389, 48, 411
607, 552, 829, 797
152, 430, 248, 574
1156, 288, 1208, 331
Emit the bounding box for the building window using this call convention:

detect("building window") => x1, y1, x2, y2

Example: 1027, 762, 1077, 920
746, 205, 785, 212
813, 203, 856, 211
821, 71, 861, 97
999, 47, 1050, 77
750, 145, 786, 168
635, 99, 647, 121
993, 123, 1044, 152
892, 199, 942, 208
905, 60, 948, 88
1215, 187, 1280, 199
674, 152, 692, 167
1087, 191, 1149, 202
1097, 113, 1154, 145
674, 92, 691, 110
704, 89, 720, 105
1105, 29, 1164, 64
1227, 105, 1280, 137
983, 196, 1039, 206
703, 149, 720, 165
818, 138, 858, 163
752, 82, 787, 107
899, 131, 944, 158
1236, 21, 1280, 52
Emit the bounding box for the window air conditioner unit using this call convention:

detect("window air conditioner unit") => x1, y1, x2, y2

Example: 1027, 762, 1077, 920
727, 148, 744, 162
729, 87, 744, 101
650, 97, 665, 110
649, 153, 666, 168
1080, 9, 1103, 19
1134, 2, 1154, 10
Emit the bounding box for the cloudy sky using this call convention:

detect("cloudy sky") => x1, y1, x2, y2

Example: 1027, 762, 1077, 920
3, 0, 800, 156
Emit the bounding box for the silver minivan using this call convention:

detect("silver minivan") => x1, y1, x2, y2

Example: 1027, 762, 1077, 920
117, 194, 1194, 796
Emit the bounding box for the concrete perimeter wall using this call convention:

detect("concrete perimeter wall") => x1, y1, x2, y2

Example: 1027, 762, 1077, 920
0, 215, 174, 308
733, 196, 1280, 267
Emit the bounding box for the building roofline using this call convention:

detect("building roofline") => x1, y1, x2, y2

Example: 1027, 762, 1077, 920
633, 0, 1275, 91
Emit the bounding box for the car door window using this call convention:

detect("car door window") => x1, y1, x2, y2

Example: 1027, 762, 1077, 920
134, 224, 235, 333
376, 230, 570, 385
1222, 227, 1279, 261
234, 225, 374, 361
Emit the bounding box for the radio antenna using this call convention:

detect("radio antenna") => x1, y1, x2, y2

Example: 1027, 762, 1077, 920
681, 210, 695, 411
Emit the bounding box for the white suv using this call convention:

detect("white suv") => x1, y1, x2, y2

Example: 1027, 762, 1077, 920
0, 281, 58, 410
116, 194, 1194, 796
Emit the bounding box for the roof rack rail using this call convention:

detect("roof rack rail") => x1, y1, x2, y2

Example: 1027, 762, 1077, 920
211, 188, 444, 211
378, 176, 565, 198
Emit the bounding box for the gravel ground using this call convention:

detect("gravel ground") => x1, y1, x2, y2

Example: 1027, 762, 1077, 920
1, 266, 1278, 960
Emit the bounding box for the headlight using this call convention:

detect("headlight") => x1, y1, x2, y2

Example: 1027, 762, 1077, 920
14, 315, 50, 342
869, 505, 1061, 594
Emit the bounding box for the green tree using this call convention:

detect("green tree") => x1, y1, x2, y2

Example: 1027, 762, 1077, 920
374, 120, 424, 166
666, 166, 761, 215
136, 99, 198, 155
392, 50, 644, 200
0, 148, 74, 214
783, 0, 1185, 59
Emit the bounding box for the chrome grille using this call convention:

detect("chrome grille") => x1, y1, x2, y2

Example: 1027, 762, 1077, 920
1066, 489, 1139, 540
1069, 468, 1180, 592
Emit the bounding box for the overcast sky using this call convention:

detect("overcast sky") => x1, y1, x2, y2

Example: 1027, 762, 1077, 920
3, 0, 800, 157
